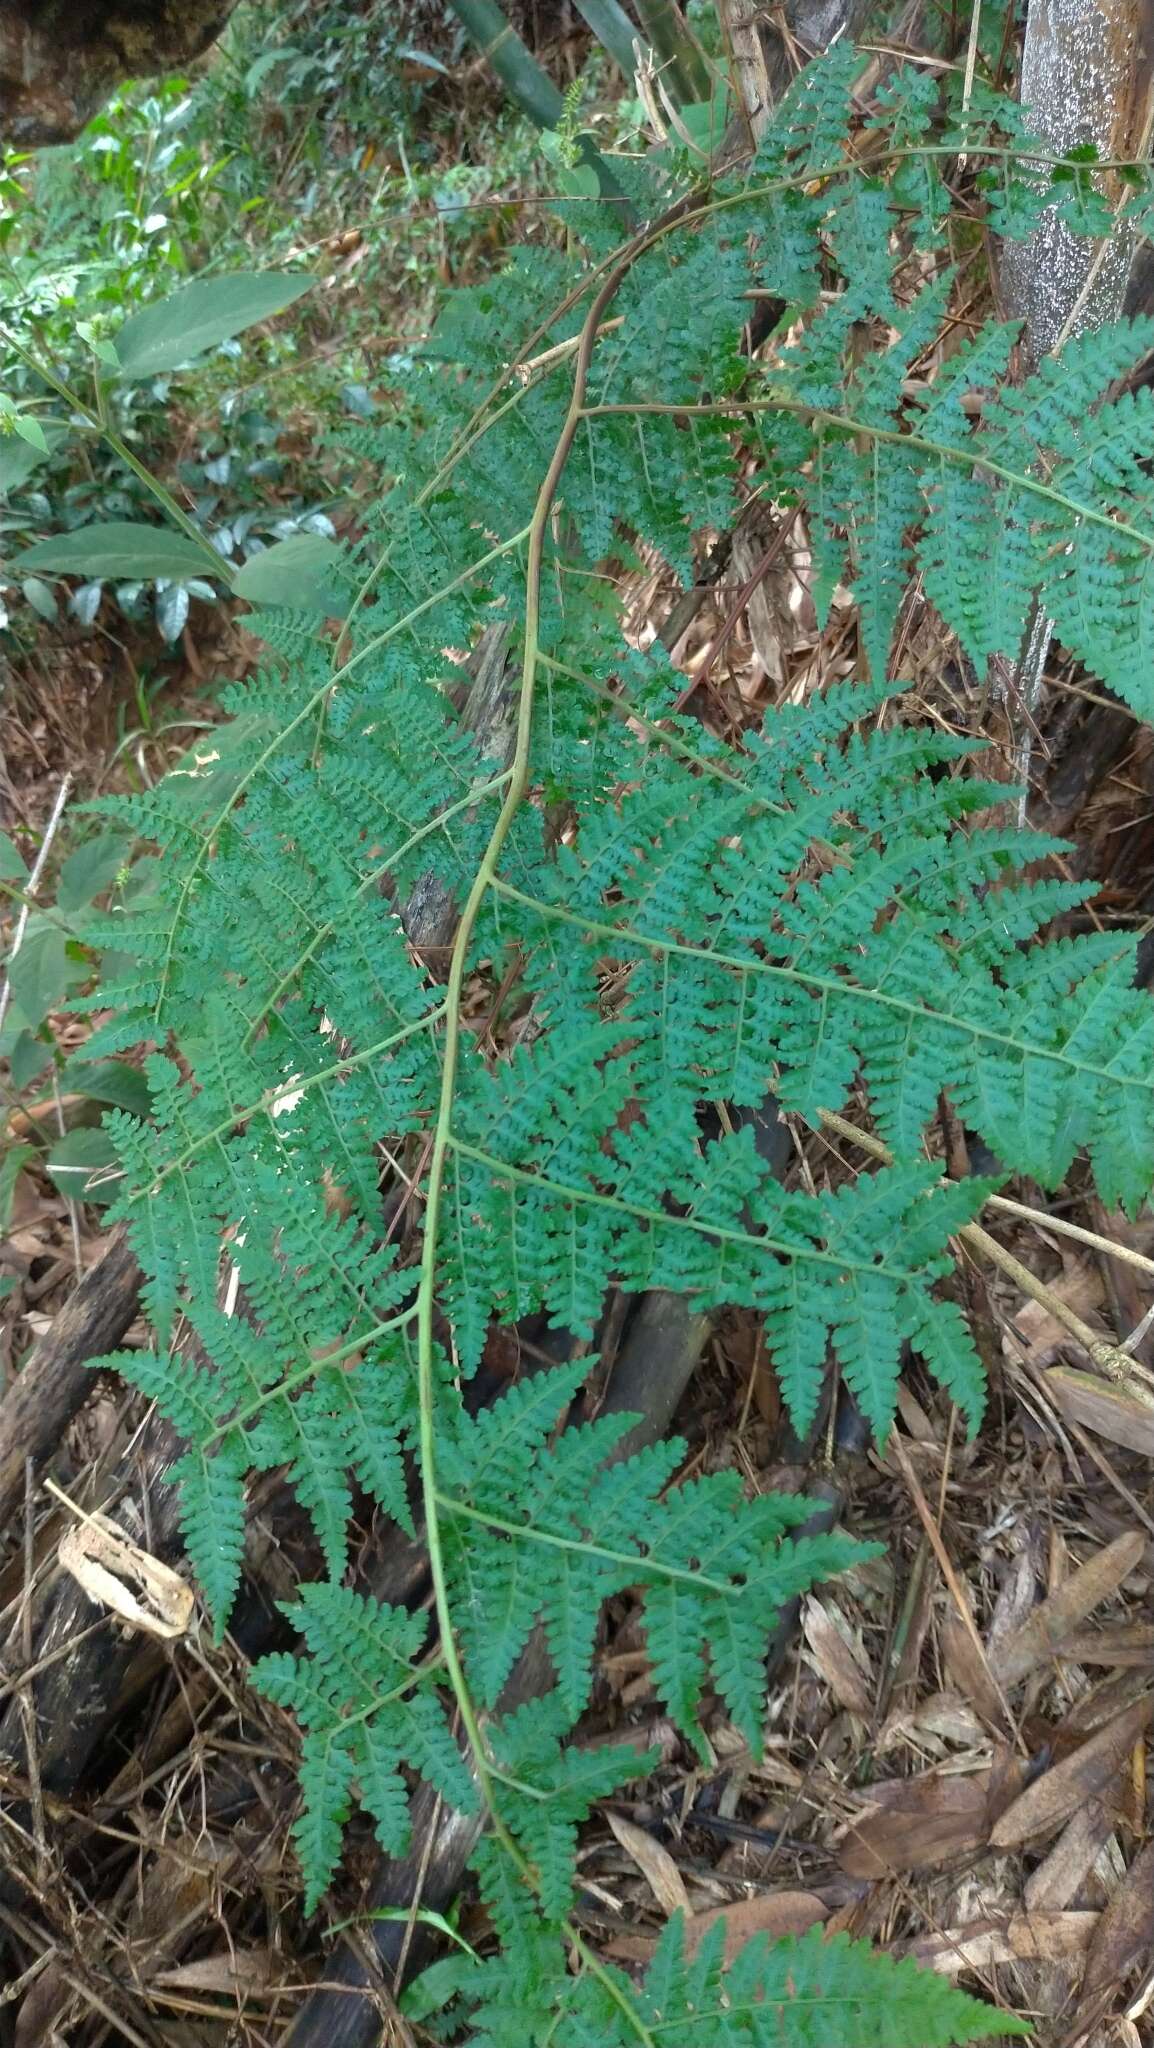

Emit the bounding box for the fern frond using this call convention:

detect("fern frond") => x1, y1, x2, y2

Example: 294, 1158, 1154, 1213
253, 1582, 478, 1909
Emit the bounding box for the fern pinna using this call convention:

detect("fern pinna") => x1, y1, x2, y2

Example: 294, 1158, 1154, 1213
79, 48, 1152, 2041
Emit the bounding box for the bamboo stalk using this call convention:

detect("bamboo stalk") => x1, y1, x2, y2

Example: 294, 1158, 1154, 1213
574, 0, 642, 78
635, 0, 712, 101
446, 0, 633, 218
449, 0, 565, 130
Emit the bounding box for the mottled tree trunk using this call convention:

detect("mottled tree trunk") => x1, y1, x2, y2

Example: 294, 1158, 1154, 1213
0, 0, 239, 147
994, 0, 1154, 777
1000, 0, 1154, 364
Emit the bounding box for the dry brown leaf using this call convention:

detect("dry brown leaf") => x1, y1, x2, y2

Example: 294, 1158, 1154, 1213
684, 1891, 830, 1962
1078, 1837, 1154, 1999
1045, 1368, 1154, 1457
606, 1812, 691, 1919
990, 1694, 1153, 1849
990, 1533, 1146, 1686
1014, 1260, 1104, 1361
1023, 1786, 1123, 1913
1063, 1839, 1154, 2047
58, 1514, 194, 1640
1053, 1625, 1154, 1668
940, 1606, 1005, 1728
802, 1596, 873, 1717
150, 1951, 276, 1993
905, 1912, 1099, 1976
839, 1769, 990, 1877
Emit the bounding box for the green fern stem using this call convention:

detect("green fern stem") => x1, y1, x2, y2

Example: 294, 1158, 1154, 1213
486, 881, 1144, 1095
411, 214, 696, 2009
152, 526, 532, 1027
581, 398, 1154, 551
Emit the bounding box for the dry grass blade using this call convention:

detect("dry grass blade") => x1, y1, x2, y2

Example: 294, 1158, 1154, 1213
989, 1532, 1145, 1686
1051, 1625, 1154, 1667
990, 1694, 1153, 1848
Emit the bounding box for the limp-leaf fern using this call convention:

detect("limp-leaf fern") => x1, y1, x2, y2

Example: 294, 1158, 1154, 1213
79, 43, 1154, 2042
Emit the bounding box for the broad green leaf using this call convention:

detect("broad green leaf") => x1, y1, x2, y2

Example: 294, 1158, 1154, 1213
112, 271, 314, 379
0, 1144, 35, 1229
10, 1030, 52, 1092
57, 830, 132, 915
12, 414, 48, 451
0, 831, 25, 881
0, 419, 69, 496
676, 85, 733, 156
60, 1056, 152, 1119
6, 923, 85, 1030
233, 533, 345, 614
45, 1125, 123, 1204
15, 524, 221, 584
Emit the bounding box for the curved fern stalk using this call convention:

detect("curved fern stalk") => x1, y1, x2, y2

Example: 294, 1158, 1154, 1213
411, 206, 689, 2011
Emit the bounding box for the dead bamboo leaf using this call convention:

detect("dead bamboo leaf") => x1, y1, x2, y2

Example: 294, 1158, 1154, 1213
1052, 1625, 1154, 1668
58, 1514, 194, 1640
990, 1695, 1153, 1849
684, 1891, 830, 1962
839, 1770, 990, 1877
606, 1813, 691, 1919
906, 1912, 1099, 1976
1080, 1836, 1154, 1992
802, 1596, 874, 1717
990, 1534, 1145, 1686
1045, 1368, 1154, 1457
1023, 1785, 1123, 1913
940, 1606, 1005, 1728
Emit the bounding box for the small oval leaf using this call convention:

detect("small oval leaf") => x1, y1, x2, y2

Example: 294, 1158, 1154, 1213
113, 271, 314, 379
156, 582, 190, 643
21, 576, 58, 622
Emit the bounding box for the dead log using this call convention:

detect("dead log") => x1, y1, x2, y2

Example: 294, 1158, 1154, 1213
0, 1228, 141, 1537
0, 1, 239, 147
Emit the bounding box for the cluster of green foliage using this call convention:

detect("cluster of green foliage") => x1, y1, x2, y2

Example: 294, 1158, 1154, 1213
0, 0, 545, 647
12, 27, 1154, 2046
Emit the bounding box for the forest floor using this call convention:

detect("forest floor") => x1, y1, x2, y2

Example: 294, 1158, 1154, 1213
0, 11, 1152, 2046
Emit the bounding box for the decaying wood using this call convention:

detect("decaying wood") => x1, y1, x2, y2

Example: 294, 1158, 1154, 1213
720, 0, 772, 142
0, 1228, 141, 1535
0, 0, 238, 147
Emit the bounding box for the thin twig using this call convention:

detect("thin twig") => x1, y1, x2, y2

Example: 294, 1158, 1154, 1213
0, 772, 72, 1038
